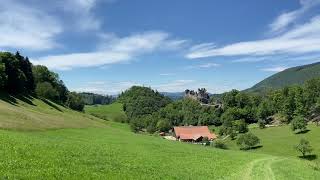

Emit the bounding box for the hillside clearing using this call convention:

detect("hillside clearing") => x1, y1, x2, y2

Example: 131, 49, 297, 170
85, 103, 127, 122
225, 125, 320, 162
0, 125, 319, 179
0, 93, 106, 130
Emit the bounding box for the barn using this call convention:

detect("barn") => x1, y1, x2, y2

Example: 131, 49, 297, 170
173, 126, 217, 142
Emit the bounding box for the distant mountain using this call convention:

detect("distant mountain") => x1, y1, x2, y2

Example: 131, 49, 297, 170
247, 62, 320, 93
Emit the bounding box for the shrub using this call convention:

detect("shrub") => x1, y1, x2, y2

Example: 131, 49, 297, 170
212, 139, 227, 149
66, 92, 85, 111
234, 119, 248, 133
202, 137, 210, 146
236, 132, 260, 150
258, 119, 266, 129
291, 116, 307, 133
295, 138, 313, 158
35, 82, 59, 100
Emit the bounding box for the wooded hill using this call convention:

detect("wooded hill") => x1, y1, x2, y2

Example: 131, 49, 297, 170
247, 62, 320, 93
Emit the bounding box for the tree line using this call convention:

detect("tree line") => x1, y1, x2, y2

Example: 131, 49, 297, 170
119, 78, 320, 136
0, 51, 85, 111
78, 92, 115, 105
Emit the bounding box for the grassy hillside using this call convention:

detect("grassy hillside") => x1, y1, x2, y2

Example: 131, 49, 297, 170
84, 103, 127, 122
247, 62, 320, 93
0, 93, 106, 130
0, 124, 319, 179
225, 125, 320, 161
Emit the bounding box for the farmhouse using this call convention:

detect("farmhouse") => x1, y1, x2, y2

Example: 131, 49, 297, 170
173, 126, 217, 142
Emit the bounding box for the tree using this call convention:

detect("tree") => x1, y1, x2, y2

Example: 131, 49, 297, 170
258, 119, 266, 129
35, 82, 59, 100
66, 92, 85, 111
291, 116, 307, 133
236, 132, 260, 150
156, 119, 171, 132
295, 138, 312, 158
0, 63, 7, 89
212, 139, 227, 149
233, 119, 248, 133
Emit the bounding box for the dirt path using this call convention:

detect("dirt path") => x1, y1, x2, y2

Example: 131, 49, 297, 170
236, 156, 285, 180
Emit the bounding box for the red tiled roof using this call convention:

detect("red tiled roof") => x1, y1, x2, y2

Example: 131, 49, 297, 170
173, 126, 217, 140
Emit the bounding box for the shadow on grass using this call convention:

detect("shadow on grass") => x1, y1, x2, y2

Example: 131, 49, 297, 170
296, 129, 310, 134
299, 154, 317, 161
41, 99, 62, 112
250, 145, 263, 150
15, 94, 36, 106
0, 91, 17, 105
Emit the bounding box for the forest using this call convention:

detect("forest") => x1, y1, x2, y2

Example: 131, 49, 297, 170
0, 51, 85, 111
118, 79, 320, 136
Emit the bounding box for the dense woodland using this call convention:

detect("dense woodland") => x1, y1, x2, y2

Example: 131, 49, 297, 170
119, 79, 320, 136
0, 51, 85, 111
79, 92, 115, 105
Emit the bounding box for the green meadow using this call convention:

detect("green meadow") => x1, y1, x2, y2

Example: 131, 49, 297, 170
225, 125, 320, 161
1, 97, 320, 179
85, 103, 127, 122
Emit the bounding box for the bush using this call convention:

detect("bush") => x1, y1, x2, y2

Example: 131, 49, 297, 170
212, 139, 227, 149
236, 132, 260, 150
258, 119, 266, 129
291, 116, 307, 133
156, 119, 171, 132
66, 92, 85, 111
295, 138, 313, 158
35, 82, 59, 100
130, 118, 145, 133
234, 119, 248, 133
202, 137, 210, 146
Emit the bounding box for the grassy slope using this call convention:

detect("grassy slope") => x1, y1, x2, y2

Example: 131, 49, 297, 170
0, 94, 106, 130
85, 103, 127, 122
0, 97, 319, 179
0, 125, 319, 179
247, 62, 320, 93
226, 125, 320, 161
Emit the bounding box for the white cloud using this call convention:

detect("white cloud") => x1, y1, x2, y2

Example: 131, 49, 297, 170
160, 73, 175, 76
261, 66, 287, 72
73, 81, 140, 95
185, 63, 220, 70
186, 16, 320, 59
32, 31, 187, 70
60, 0, 105, 31
269, 0, 320, 33
0, 1, 62, 50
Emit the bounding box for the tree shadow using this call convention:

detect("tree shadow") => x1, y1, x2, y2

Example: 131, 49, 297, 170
299, 154, 317, 161
15, 94, 36, 106
250, 145, 263, 150
41, 99, 62, 112
296, 129, 310, 134
0, 91, 17, 106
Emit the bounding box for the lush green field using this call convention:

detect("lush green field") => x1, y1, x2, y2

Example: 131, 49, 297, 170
1, 123, 319, 179
0, 93, 106, 130
85, 103, 127, 122
1, 96, 320, 179
225, 125, 320, 161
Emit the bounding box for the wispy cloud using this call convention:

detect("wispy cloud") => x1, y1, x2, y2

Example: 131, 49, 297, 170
32, 31, 187, 70
160, 73, 175, 76
186, 16, 320, 59
269, 0, 320, 33
185, 63, 220, 70
0, 1, 62, 50
261, 66, 287, 72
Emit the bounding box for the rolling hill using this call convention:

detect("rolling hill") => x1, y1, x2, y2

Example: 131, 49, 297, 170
84, 103, 127, 122
0, 94, 320, 178
0, 92, 106, 130
247, 62, 320, 93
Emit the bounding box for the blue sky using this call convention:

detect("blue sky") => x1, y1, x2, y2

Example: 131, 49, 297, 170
1, 0, 320, 94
